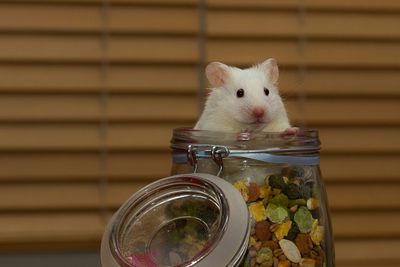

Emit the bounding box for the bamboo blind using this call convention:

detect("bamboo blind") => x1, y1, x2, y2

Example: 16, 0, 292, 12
0, 1, 399, 266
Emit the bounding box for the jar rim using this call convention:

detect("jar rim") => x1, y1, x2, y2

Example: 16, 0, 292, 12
171, 127, 320, 152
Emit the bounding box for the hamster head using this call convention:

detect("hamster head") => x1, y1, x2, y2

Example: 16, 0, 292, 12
203, 58, 287, 132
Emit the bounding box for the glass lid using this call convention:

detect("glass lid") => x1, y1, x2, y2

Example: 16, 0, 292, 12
107, 173, 250, 267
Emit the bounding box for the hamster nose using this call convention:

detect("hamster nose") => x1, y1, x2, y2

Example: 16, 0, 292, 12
252, 107, 265, 118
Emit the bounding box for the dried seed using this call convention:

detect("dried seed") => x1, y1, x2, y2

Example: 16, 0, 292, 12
254, 241, 262, 251
289, 205, 299, 213
270, 223, 280, 232
249, 249, 258, 257
307, 198, 319, 210
278, 239, 302, 263
273, 248, 284, 257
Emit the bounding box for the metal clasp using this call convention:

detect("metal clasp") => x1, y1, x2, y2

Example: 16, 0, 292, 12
187, 144, 230, 177
187, 144, 199, 173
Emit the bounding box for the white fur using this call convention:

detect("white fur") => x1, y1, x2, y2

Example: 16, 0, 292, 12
194, 59, 291, 132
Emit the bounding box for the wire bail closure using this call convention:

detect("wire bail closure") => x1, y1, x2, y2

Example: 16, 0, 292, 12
187, 144, 229, 177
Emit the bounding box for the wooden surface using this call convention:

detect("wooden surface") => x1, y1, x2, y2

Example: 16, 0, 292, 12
0, 1, 399, 266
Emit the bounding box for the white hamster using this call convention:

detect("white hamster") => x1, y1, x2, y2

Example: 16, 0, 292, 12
194, 58, 292, 133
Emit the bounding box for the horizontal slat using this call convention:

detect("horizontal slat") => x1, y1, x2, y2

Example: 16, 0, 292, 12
5, 0, 400, 11
327, 183, 400, 211
336, 239, 400, 262
208, 40, 400, 67
2, 0, 197, 5
321, 154, 400, 182
107, 6, 197, 33
0, 124, 103, 151
0, 123, 184, 151
3, 4, 399, 40
0, 35, 198, 63
0, 125, 399, 152
0, 65, 103, 92
0, 212, 104, 245
0, 94, 398, 125
0, 152, 172, 181
332, 211, 400, 238
280, 69, 400, 96
337, 262, 400, 267
107, 152, 173, 178
319, 127, 400, 153
0, 94, 198, 122
0, 153, 102, 180
0, 64, 198, 93
0, 64, 398, 96
208, 0, 400, 11
111, 0, 197, 5
1, 35, 400, 67
0, 182, 152, 210
0, 4, 197, 34
0, 95, 101, 121
107, 95, 198, 121
0, 4, 100, 32
288, 98, 400, 125
208, 10, 400, 39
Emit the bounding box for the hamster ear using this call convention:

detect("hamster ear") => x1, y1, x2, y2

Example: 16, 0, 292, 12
260, 58, 279, 85
205, 62, 228, 87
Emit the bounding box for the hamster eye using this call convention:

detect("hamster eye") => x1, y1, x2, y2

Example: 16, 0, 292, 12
236, 88, 244, 98
264, 88, 270, 96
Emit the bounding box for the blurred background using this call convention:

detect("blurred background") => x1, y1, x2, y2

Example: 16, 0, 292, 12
0, 0, 399, 266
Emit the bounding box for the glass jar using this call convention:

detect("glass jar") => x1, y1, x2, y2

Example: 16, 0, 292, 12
171, 128, 335, 267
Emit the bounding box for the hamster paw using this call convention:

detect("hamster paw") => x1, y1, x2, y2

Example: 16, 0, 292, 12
281, 127, 300, 138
